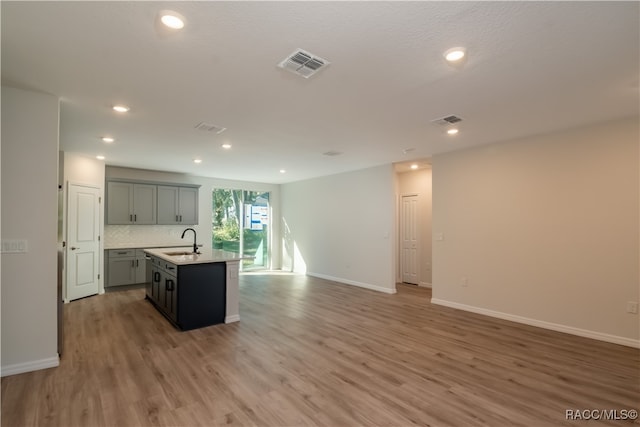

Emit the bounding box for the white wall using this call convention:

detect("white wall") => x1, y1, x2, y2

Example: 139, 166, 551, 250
105, 166, 281, 269
432, 117, 639, 347
1, 86, 60, 375
63, 152, 105, 187
397, 168, 432, 285
61, 152, 106, 297
281, 164, 396, 294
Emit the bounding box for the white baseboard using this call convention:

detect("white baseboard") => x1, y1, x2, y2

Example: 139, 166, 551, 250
225, 314, 240, 323
1, 355, 60, 377
431, 298, 640, 349
307, 272, 396, 294
419, 282, 432, 288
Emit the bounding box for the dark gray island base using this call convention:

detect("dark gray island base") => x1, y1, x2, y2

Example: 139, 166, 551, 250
144, 248, 245, 330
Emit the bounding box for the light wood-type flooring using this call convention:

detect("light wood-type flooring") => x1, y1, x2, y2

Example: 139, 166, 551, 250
2, 274, 639, 426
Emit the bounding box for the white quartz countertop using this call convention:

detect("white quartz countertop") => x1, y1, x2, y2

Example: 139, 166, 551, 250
144, 247, 252, 265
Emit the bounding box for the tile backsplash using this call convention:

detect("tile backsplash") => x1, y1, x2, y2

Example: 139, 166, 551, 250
105, 225, 198, 248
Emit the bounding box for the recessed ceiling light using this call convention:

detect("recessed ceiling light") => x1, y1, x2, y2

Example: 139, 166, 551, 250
159, 10, 185, 30
444, 47, 466, 62
221, 144, 232, 149
279, 169, 286, 174
193, 159, 202, 164
112, 105, 130, 113
96, 155, 105, 160
101, 137, 115, 143
410, 164, 419, 170
447, 128, 459, 135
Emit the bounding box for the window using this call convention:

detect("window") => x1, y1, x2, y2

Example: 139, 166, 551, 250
212, 189, 270, 271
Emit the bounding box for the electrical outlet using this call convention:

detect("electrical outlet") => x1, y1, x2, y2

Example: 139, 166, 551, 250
461, 276, 468, 287
627, 301, 638, 314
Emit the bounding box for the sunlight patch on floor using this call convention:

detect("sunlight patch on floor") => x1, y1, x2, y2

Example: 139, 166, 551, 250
240, 270, 300, 276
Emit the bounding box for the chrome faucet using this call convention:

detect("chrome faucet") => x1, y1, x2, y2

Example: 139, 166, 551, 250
181, 228, 200, 254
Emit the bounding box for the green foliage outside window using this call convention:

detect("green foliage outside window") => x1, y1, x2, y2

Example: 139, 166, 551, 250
213, 217, 240, 242
212, 188, 269, 269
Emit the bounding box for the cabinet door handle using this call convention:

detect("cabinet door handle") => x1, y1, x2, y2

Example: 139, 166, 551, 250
180, 215, 183, 222
153, 272, 161, 282
129, 214, 133, 222
166, 279, 174, 291
131, 260, 135, 268
136, 259, 139, 267
134, 214, 137, 222
176, 215, 178, 222
70, 247, 79, 250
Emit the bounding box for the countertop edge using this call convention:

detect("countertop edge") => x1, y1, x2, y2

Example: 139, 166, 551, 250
144, 247, 250, 265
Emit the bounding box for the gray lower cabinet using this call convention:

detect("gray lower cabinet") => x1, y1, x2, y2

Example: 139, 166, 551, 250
134, 249, 147, 283
146, 255, 226, 330
106, 249, 147, 287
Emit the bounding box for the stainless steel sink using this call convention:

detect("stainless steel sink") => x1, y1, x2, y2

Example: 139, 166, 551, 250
164, 251, 194, 256
172, 254, 199, 261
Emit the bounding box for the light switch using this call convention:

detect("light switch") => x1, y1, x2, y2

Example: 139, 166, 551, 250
1, 239, 28, 253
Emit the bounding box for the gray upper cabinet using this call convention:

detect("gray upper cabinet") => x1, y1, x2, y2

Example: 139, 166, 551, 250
133, 184, 157, 224
106, 182, 157, 225
157, 185, 199, 225
157, 186, 180, 224
107, 180, 199, 225
107, 182, 133, 224
178, 186, 198, 224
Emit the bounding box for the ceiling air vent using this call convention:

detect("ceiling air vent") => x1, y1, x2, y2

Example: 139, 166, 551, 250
323, 150, 343, 157
194, 122, 227, 134
431, 115, 463, 126
278, 49, 329, 79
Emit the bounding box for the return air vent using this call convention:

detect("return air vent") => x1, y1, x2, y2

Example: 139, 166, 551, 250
323, 150, 343, 157
278, 49, 329, 79
431, 115, 463, 126
194, 122, 227, 134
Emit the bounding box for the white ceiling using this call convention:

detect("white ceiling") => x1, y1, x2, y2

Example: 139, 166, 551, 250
2, 1, 638, 184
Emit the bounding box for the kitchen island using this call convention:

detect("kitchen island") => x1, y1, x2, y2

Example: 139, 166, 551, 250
143, 247, 246, 330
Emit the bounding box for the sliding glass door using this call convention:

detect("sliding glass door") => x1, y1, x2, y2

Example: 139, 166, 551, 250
212, 189, 270, 271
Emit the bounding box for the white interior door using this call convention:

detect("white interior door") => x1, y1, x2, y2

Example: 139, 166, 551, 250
401, 194, 419, 284
67, 184, 100, 301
